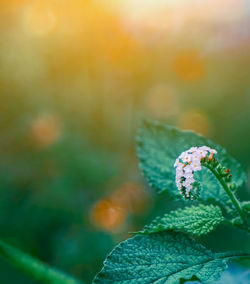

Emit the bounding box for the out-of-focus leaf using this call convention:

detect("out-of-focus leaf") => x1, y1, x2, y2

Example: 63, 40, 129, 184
0, 240, 82, 284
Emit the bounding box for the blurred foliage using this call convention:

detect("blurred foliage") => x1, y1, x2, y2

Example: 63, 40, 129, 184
0, 0, 250, 282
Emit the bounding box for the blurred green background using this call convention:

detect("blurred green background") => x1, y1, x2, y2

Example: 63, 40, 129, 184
0, 1, 250, 283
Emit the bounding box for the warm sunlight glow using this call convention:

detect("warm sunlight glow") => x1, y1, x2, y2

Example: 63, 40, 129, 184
173, 50, 205, 82
22, 1, 56, 36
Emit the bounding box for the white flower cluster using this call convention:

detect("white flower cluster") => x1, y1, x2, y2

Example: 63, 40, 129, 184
174, 146, 217, 199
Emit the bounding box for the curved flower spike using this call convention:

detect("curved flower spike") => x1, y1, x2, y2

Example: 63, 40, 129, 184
174, 146, 217, 199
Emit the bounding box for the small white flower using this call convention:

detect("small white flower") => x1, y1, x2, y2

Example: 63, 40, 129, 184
179, 152, 186, 159
189, 147, 198, 153
182, 154, 192, 163
185, 183, 193, 192
199, 146, 210, 151
183, 173, 193, 180
176, 167, 183, 175
192, 153, 201, 161
184, 165, 193, 174
191, 163, 202, 172
197, 149, 208, 158
175, 174, 181, 181
174, 158, 181, 167
185, 176, 195, 184
182, 180, 192, 188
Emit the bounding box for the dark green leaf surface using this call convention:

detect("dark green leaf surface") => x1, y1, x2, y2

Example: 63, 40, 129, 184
137, 204, 224, 236
137, 119, 247, 204
93, 232, 247, 284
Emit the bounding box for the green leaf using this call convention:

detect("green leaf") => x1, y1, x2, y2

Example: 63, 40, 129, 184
137, 204, 224, 236
0, 239, 82, 284
93, 231, 249, 284
137, 119, 247, 205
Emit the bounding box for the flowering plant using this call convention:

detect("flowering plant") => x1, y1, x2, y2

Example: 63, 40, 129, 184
0, 119, 248, 284
93, 119, 250, 284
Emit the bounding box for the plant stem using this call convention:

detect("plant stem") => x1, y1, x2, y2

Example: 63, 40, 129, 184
218, 251, 250, 260
0, 239, 83, 284
205, 164, 248, 225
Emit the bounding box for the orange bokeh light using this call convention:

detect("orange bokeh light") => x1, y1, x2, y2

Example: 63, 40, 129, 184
111, 182, 148, 214
91, 199, 126, 231
30, 114, 61, 148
